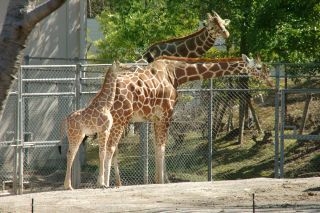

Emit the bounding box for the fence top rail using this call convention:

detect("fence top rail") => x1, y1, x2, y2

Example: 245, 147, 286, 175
177, 88, 275, 92
21, 65, 77, 68
22, 92, 75, 97
81, 64, 111, 67
81, 63, 148, 68
281, 88, 320, 93
268, 62, 320, 66
22, 78, 76, 82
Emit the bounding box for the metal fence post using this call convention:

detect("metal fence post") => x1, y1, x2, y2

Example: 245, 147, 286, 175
280, 89, 286, 178
13, 69, 21, 194
140, 123, 149, 184
274, 65, 280, 178
71, 64, 81, 188
13, 66, 24, 195
24, 55, 30, 65
208, 79, 213, 181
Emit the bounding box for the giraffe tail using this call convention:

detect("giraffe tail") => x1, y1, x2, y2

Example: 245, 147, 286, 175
58, 117, 67, 154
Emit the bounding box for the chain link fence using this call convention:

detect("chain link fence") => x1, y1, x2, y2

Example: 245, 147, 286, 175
277, 63, 320, 178
0, 62, 319, 195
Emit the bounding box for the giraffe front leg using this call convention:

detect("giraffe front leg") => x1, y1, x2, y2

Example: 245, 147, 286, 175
97, 131, 109, 188
113, 147, 122, 187
104, 145, 116, 187
154, 144, 166, 184
153, 121, 169, 184
104, 125, 124, 187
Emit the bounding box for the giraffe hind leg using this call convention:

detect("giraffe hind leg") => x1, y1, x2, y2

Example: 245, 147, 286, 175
64, 132, 84, 190
104, 125, 125, 187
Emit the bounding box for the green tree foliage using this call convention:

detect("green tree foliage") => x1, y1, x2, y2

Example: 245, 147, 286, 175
208, 0, 320, 62
95, 0, 201, 62
95, 0, 320, 63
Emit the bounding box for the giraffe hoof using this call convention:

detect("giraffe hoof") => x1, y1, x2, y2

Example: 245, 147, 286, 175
98, 184, 110, 189
64, 186, 74, 190
115, 182, 122, 188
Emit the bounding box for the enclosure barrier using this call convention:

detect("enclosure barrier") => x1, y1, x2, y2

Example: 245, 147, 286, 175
0, 62, 319, 195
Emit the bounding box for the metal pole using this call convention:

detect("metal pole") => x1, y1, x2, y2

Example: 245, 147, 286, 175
274, 65, 280, 178
252, 193, 255, 213
16, 66, 24, 194
208, 79, 213, 181
71, 64, 81, 188
13, 68, 22, 194
280, 90, 285, 178
19, 69, 24, 195
284, 65, 288, 119
24, 55, 30, 65
140, 123, 149, 184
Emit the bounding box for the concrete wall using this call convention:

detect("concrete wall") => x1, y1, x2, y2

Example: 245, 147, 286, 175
87, 18, 104, 54
0, 0, 87, 175
0, 0, 87, 65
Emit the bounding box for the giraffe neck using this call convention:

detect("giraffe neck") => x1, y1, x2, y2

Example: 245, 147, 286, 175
157, 57, 248, 86
141, 27, 217, 63
88, 69, 117, 111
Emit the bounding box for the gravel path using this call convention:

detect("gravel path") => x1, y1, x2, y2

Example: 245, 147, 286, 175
0, 177, 319, 212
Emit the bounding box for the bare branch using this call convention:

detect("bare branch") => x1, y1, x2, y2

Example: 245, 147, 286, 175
24, 0, 67, 29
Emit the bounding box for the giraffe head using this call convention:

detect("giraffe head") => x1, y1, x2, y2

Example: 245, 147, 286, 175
206, 11, 230, 39
111, 60, 120, 70
107, 60, 121, 76
242, 54, 273, 87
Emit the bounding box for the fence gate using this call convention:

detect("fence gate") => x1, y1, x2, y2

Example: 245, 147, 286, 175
279, 89, 320, 178
11, 65, 77, 194
0, 84, 18, 195
276, 63, 320, 178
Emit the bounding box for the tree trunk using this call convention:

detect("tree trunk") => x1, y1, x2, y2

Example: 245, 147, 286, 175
248, 99, 262, 133
0, 0, 67, 118
299, 94, 313, 135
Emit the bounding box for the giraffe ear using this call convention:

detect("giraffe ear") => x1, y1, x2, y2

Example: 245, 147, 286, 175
256, 54, 261, 63
212, 11, 218, 17
224, 19, 230, 26
242, 54, 250, 64
110, 60, 119, 72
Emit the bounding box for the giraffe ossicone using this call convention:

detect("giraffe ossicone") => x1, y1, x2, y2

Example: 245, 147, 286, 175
62, 62, 118, 190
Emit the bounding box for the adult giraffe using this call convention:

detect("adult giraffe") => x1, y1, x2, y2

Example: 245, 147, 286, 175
140, 11, 230, 63
112, 11, 230, 186
102, 54, 271, 187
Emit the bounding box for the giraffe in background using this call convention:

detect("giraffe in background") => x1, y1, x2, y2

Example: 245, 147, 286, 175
103, 54, 271, 186
140, 11, 230, 63
62, 62, 118, 190
112, 11, 230, 186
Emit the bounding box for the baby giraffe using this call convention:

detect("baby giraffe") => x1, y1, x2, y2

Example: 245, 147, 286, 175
63, 62, 118, 190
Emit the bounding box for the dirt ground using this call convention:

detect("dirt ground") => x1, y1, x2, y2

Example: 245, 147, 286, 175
0, 177, 319, 212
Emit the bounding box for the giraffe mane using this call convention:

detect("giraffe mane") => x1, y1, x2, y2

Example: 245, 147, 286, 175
155, 56, 243, 63
147, 28, 207, 48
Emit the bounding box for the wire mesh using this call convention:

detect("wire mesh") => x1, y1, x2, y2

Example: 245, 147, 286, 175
1, 63, 320, 195
0, 93, 17, 192
20, 65, 76, 193
279, 64, 320, 178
